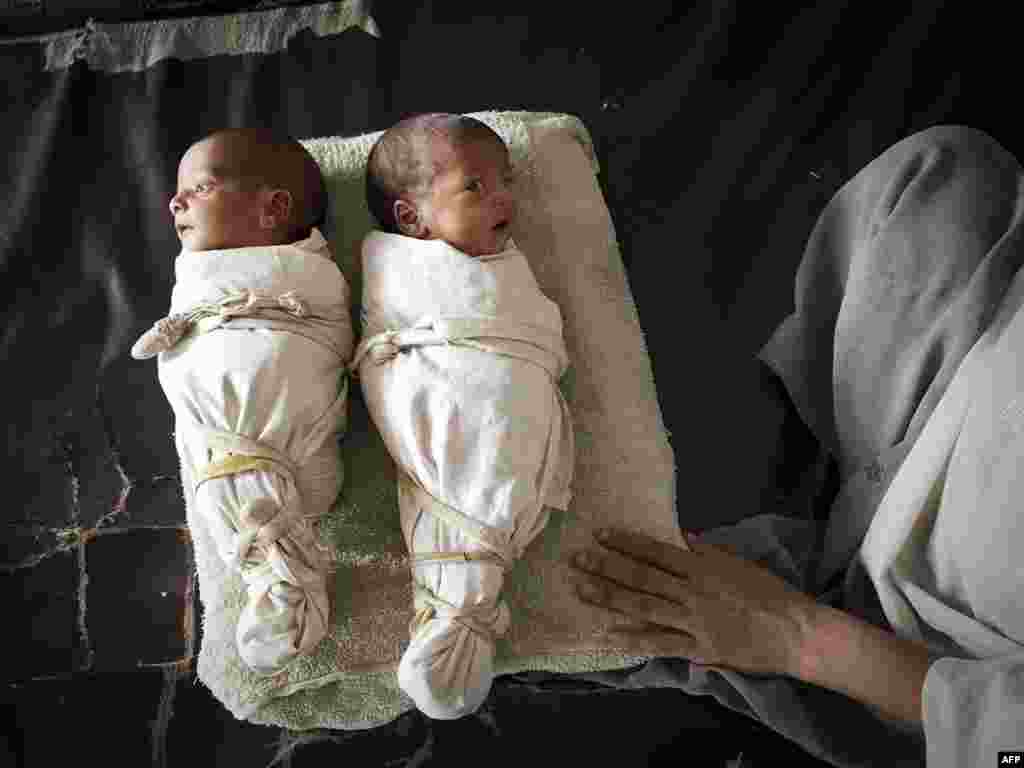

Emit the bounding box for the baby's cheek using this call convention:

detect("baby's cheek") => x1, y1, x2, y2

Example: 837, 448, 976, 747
442, 212, 476, 248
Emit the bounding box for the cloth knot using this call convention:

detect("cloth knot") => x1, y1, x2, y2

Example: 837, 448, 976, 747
409, 583, 511, 645
368, 338, 401, 365
276, 290, 310, 317
132, 289, 318, 361
130, 313, 191, 359
224, 497, 290, 571
219, 290, 260, 320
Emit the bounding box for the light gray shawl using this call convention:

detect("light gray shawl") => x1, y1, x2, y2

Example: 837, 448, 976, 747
553, 125, 1024, 768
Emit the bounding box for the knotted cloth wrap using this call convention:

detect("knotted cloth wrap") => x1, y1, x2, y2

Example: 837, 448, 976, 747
350, 230, 575, 718
136, 227, 355, 676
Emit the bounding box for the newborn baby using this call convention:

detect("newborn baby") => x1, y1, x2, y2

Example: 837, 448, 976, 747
132, 128, 355, 676
352, 113, 575, 717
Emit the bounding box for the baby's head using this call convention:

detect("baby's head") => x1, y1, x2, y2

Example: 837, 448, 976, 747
365, 113, 517, 257
169, 127, 326, 252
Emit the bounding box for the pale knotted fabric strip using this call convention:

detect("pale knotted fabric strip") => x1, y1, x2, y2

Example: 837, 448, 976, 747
130, 288, 344, 360
193, 425, 338, 677
348, 315, 568, 376
349, 312, 569, 718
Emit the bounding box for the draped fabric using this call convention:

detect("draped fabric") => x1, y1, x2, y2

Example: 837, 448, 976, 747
570, 126, 1024, 768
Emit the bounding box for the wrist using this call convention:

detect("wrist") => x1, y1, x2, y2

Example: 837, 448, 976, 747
786, 594, 828, 682
790, 599, 933, 725
790, 599, 837, 684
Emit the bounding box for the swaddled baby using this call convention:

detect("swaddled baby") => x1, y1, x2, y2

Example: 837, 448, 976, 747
352, 114, 575, 718
132, 128, 355, 676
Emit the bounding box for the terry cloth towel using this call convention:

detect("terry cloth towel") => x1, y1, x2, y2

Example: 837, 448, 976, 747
351, 231, 577, 718
136, 227, 355, 677
187, 111, 680, 730
572, 126, 1024, 768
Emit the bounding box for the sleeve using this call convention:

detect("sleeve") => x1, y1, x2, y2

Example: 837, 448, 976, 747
923, 652, 1024, 766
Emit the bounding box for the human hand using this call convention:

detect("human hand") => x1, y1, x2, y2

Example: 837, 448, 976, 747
569, 527, 817, 678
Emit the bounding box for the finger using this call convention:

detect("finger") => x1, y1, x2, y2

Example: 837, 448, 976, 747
572, 546, 689, 604
595, 526, 697, 579
576, 573, 693, 633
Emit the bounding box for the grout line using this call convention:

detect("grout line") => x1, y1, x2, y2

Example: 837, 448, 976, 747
138, 657, 195, 670
75, 536, 94, 672
94, 381, 135, 524
52, 416, 82, 525
8, 657, 194, 687
1, 522, 188, 574
180, 528, 197, 664
150, 665, 180, 768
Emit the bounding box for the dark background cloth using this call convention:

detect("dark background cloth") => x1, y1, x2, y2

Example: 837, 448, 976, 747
3, 1, 1022, 765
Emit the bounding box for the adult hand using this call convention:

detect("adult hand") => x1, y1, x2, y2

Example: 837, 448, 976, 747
569, 527, 818, 679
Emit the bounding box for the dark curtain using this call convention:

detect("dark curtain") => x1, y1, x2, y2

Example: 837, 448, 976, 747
4, 1, 1023, 765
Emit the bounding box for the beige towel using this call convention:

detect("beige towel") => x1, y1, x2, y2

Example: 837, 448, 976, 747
190, 111, 680, 729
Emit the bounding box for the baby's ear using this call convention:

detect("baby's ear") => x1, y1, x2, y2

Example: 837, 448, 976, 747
394, 199, 428, 238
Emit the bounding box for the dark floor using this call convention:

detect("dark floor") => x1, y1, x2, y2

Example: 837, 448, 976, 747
7, 0, 1023, 765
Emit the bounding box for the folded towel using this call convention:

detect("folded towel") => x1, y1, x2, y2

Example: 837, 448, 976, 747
189, 111, 680, 730
142, 228, 355, 676
353, 231, 577, 718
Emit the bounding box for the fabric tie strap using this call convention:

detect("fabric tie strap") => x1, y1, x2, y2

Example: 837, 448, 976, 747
410, 550, 508, 568
348, 315, 568, 380
398, 471, 519, 569
398, 472, 517, 645
131, 289, 333, 359
408, 582, 509, 645
222, 498, 298, 573
193, 426, 306, 571
193, 427, 299, 493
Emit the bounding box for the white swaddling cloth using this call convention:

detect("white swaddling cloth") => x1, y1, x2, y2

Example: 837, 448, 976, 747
350, 230, 575, 719
133, 227, 355, 677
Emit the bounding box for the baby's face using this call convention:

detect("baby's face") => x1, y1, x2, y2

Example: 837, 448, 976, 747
419, 138, 517, 257
169, 138, 268, 252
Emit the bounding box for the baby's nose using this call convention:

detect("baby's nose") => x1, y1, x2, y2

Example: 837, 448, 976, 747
169, 193, 185, 215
